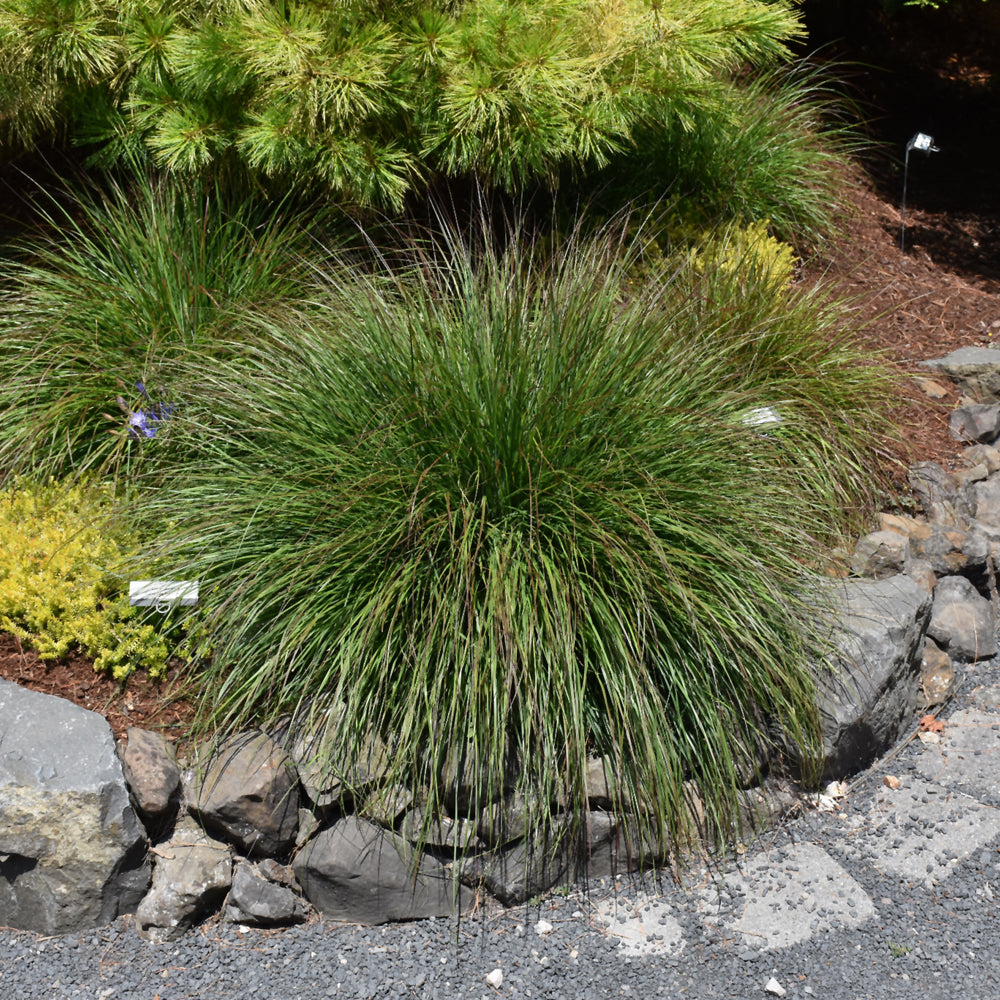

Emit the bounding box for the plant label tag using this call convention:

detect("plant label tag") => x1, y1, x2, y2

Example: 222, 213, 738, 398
741, 406, 783, 428
129, 580, 199, 608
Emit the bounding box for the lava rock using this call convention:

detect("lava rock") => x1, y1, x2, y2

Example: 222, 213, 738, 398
119, 726, 182, 834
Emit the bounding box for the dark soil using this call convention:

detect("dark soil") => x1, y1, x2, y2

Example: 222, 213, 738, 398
1, 2, 998, 741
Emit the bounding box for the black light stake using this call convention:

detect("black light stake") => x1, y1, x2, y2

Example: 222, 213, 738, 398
900, 132, 940, 251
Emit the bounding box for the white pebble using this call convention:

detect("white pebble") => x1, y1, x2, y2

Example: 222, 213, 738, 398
486, 968, 503, 989
765, 978, 787, 997
535, 918, 554, 936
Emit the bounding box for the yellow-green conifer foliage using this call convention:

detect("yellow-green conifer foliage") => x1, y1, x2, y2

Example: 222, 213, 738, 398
0, 479, 175, 681
689, 220, 797, 295
0, 0, 804, 207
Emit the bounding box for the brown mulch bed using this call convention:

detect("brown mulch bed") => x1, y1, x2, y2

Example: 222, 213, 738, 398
801, 170, 1000, 483
0, 632, 195, 742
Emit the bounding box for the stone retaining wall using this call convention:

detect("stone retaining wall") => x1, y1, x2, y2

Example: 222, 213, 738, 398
0, 561, 946, 940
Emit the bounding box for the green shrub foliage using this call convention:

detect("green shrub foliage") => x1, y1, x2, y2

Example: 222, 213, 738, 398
134, 221, 896, 857
0, 0, 804, 207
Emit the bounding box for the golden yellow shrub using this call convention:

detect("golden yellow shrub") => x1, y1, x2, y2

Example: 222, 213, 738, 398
689, 220, 797, 295
0, 479, 176, 681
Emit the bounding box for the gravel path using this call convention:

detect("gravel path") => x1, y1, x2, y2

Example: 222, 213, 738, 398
3, 662, 1000, 1000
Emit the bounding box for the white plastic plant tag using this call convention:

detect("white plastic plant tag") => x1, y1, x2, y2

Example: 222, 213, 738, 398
129, 580, 199, 609
741, 406, 783, 428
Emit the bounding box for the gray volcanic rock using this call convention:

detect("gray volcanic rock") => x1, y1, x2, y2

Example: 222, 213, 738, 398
399, 806, 484, 851
906, 522, 988, 576
972, 474, 1000, 527
809, 575, 931, 779
919, 637, 957, 709
187, 731, 299, 857
849, 529, 910, 579
223, 860, 307, 927
465, 811, 626, 904
922, 346, 1000, 401
927, 574, 998, 661
0, 680, 150, 934
949, 402, 1000, 444
964, 443, 1000, 473
294, 816, 472, 923
287, 720, 388, 815
907, 461, 971, 525
135, 817, 232, 942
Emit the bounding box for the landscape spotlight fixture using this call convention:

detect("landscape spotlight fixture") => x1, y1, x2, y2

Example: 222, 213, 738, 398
900, 132, 940, 251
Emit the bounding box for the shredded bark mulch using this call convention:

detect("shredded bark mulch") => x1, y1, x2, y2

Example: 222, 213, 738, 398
0, 632, 195, 742
801, 170, 999, 483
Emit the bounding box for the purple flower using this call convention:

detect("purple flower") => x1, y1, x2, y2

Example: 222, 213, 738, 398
122, 379, 176, 440
128, 410, 159, 439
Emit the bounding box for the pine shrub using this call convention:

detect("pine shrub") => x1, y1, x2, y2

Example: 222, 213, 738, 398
0, 0, 805, 208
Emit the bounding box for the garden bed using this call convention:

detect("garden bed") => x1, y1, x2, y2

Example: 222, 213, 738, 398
1, 160, 996, 753
0, 632, 193, 742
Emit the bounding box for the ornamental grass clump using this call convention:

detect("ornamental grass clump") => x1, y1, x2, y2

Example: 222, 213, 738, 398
0, 172, 311, 479
135, 222, 897, 859
594, 61, 862, 246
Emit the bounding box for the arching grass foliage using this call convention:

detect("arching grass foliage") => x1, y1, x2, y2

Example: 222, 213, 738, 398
0, 174, 311, 479
589, 61, 864, 247
130, 220, 897, 858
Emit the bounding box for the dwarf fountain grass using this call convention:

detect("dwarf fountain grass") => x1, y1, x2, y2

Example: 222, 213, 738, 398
0, 171, 315, 479
592, 60, 863, 247
133, 220, 898, 862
